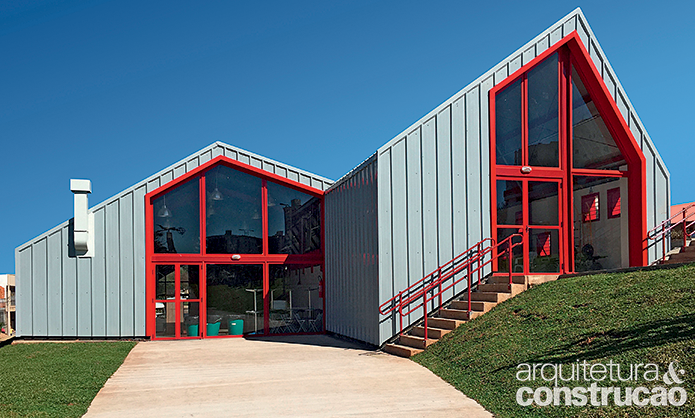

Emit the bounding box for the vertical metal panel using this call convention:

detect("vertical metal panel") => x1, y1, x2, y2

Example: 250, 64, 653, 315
536, 35, 550, 55
77, 257, 92, 335
105, 201, 120, 336
562, 15, 576, 35
133, 186, 146, 336
31, 238, 48, 336
61, 227, 77, 336
325, 156, 378, 345
522, 46, 535, 66
508, 55, 522, 74
91, 208, 107, 337
390, 139, 409, 326
16, 247, 32, 336
47, 231, 62, 336
589, 40, 603, 75
645, 143, 657, 262
422, 119, 438, 313
550, 27, 563, 46
480, 76, 494, 276
377, 149, 394, 339
436, 106, 453, 303
466, 88, 483, 246
450, 97, 467, 295
119, 192, 135, 336
406, 128, 424, 327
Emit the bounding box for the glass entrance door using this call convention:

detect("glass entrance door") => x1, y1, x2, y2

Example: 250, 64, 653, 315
154, 264, 202, 339
205, 264, 263, 337
496, 179, 563, 274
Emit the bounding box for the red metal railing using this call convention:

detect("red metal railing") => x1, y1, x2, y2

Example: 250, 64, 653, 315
648, 203, 695, 264
378, 233, 523, 344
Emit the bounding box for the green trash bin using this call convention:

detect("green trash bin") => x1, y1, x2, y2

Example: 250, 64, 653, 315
187, 324, 199, 337
207, 322, 221, 336
228, 319, 244, 336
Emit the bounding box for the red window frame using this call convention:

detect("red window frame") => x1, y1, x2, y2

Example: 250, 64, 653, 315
489, 31, 648, 271
607, 187, 621, 219
581, 193, 600, 222
144, 155, 326, 340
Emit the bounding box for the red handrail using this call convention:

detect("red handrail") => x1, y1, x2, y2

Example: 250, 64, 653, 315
379, 233, 523, 344
648, 203, 695, 264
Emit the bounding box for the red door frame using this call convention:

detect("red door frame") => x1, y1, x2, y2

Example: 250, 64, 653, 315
495, 177, 565, 273
490, 31, 648, 274
145, 155, 326, 339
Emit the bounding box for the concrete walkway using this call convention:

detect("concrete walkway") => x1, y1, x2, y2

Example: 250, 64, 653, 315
84, 335, 492, 417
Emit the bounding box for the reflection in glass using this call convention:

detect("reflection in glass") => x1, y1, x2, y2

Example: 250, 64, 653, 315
496, 79, 522, 166
155, 265, 175, 300
528, 182, 559, 226
155, 302, 175, 338
205, 165, 263, 254
497, 180, 523, 226
180, 265, 199, 299
572, 66, 626, 170
206, 265, 263, 335
497, 229, 524, 273
573, 176, 628, 271
153, 180, 200, 254
528, 54, 559, 167
269, 265, 323, 334
529, 229, 560, 273
180, 302, 200, 337
267, 182, 321, 254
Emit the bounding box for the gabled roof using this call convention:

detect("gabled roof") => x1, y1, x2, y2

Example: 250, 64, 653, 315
375, 7, 668, 177
17, 141, 333, 250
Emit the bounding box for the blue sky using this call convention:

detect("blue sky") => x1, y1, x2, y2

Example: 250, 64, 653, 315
1, 1, 693, 273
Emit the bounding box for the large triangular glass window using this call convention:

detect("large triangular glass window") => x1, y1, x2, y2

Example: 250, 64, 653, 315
571, 66, 627, 170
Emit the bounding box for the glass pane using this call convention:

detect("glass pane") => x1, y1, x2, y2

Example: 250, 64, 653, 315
180, 302, 201, 337
206, 265, 263, 336
496, 79, 522, 166
528, 54, 559, 167
269, 264, 324, 334
573, 176, 629, 271
528, 182, 559, 226
155, 265, 175, 300
206, 165, 263, 254
180, 265, 199, 300
496, 228, 524, 273
497, 180, 523, 226
267, 182, 322, 254
572, 66, 627, 170
153, 179, 200, 254
155, 302, 175, 338
529, 229, 560, 273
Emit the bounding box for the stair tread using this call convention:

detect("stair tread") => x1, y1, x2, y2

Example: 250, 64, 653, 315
383, 343, 423, 358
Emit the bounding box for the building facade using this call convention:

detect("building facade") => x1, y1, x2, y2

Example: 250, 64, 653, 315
16, 9, 670, 346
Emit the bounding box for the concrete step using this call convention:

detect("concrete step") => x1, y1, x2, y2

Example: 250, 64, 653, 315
399, 335, 437, 350
449, 300, 496, 313
411, 326, 451, 339
383, 343, 423, 358
439, 308, 481, 321
488, 275, 526, 285
460, 291, 511, 303
477, 283, 526, 295
427, 317, 465, 330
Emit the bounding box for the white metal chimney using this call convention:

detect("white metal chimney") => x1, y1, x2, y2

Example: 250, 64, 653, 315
70, 179, 94, 257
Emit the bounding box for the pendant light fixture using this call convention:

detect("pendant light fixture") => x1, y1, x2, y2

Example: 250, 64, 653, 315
158, 195, 172, 218
211, 171, 223, 201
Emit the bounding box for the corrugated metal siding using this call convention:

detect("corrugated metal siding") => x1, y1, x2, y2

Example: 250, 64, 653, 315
325, 156, 379, 345
375, 8, 671, 344
15, 141, 333, 338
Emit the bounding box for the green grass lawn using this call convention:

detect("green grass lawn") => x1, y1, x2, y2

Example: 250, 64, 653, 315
0, 341, 136, 417
414, 264, 695, 418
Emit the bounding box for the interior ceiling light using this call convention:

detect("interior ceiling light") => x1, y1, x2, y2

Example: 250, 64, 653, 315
211, 171, 224, 201
157, 195, 172, 218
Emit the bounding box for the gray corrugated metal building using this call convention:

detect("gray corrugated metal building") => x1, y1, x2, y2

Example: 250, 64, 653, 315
16, 8, 671, 346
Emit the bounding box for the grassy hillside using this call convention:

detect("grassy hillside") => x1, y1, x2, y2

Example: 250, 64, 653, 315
414, 264, 695, 417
